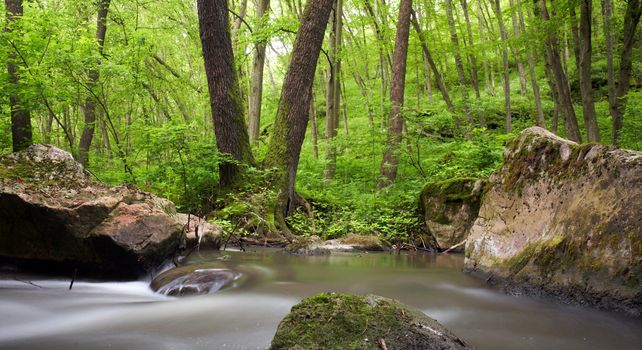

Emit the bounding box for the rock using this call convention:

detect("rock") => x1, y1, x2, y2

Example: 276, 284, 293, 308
465, 127, 642, 316
270, 293, 473, 350
285, 234, 389, 255
178, 213, 222, 250
0, 145, 185, 279
419, 178, 484, 252
151, 263, 241, 296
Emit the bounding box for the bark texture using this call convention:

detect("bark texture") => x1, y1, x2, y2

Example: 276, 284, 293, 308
197, 0, 255, 188
263, 0, 334, 221
248, 0, 270, 143
579, 0, 599, 142
5, 0, 32, 152
610, 0, 642, 145
540, 0, 582, 142
377, 0, 412, 189
77, 0, 110, 167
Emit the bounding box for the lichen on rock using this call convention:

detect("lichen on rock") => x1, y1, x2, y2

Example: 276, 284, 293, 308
270, 293, 472, 350
465, 127, 642, 316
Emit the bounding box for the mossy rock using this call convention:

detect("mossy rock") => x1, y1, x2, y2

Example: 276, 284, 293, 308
270, 293, 473, 350
419, 178, 485, 251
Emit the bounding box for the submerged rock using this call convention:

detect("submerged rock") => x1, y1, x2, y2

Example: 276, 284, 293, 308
151, 264, 241, 296
0, 145, 188, 279
465, 127, 642, 316
285, 234, 389, 255
270, 293, 473, 350
419, 178, 484, 252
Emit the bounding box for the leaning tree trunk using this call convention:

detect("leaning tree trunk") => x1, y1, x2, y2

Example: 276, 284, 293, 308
77, 0, 110, 167
197, 0, 255, 188
324, 0, 343, 181
377, 0, 412, 190
248, 0, 270, 143
494, 0, 511, 133
540, 0, 582, 142
410, 11, 454, 112
611, 0, 642, 145
5, 0, 32, 152
579, 0, 600, 142
263, 0, 334, 235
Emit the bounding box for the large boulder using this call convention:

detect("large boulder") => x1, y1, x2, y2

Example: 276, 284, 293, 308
0, 145, 189, 279
270, 293, 472, 350
465, 127, 642, 316
419, 178, 484, 252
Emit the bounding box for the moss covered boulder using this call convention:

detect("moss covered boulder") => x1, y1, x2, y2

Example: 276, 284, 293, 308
465, 127, 642, 316
419, 178, 484, 252
270, 293, 472, 350
0, 145, 188, 279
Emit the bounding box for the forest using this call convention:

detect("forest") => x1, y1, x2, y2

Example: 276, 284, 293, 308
2, 0, 640, 242
0, 0, 641, 348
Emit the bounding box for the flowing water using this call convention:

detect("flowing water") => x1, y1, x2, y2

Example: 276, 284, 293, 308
0, 248, 640, 350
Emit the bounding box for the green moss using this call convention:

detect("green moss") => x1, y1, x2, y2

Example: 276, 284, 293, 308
421, 177, 480, 202
270, 293, 464, 350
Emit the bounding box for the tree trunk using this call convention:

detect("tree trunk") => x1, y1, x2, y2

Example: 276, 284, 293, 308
494, 0, 511, 133
519, 0, 545, 127
263, 0, 334, 224
445, 0, 474, 131
77, 0, 110, 167
611, 0, 642, 145
602, 0, 615, 110
509, 0, 527, 96
459, 0, 480, 98
410, 12, 454, 112
477, 0, 491, 96
579, 0, 600, 142
197, 0, 255, 188
324, 0, 342, 181
248, 0, 270, 143
540, 0, 582, 142
377, 0, 412, 189
6, 0, 32, 152
569, 5, 581, 82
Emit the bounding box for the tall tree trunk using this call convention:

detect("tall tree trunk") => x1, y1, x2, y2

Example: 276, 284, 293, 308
477, 0, 491, 96
377, 0, 412, 189
540, 0, 582, 142
5, 0, 32, 152
569, 5, 581, 81
445, 0, 474, 131
611, 0, 642, 145
494, 0, 511, 133
263, 0, 334, 228
197, 0, 255, 188
460, 0, 480, 98
248, 0, 271, 143
509, 0, 527, 96
519, 0, 545, 127
410, 12, 454, 112
602, 0, 615, 110
579, 0, 600, 142
324, 0, 342, 180
77, 0, 110, 167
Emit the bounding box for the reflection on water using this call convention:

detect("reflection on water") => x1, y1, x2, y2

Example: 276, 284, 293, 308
0, 248, 640, 350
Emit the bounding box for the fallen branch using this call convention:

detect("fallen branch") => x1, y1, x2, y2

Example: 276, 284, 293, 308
442, 240, 466, 254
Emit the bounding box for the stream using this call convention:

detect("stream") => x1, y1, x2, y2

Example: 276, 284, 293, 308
0, 248, 640, 349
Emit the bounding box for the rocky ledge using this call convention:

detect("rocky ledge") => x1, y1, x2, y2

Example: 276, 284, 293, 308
0, 145, 219, 279
465, 127, 642, 316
